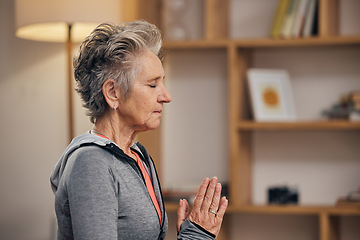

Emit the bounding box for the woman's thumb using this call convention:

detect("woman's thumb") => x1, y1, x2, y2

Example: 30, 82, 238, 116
176, 199, 189, 232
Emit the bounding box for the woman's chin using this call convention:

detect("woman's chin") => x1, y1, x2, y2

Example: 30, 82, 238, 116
138, 120, 161, 132
146, 123, 161, 131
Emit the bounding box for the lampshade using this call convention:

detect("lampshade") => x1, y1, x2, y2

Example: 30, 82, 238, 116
15, 0, 122, 142
15, 0, 121, 42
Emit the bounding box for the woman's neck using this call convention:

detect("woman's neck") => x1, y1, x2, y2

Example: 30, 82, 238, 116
93, 114, 138, 156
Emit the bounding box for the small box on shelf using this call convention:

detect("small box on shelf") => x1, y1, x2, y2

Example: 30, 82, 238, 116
268, 185, 299, 205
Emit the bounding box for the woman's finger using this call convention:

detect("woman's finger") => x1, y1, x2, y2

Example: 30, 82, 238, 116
215, 196, 228, 220
208, 182, 222, 214
192, 178, 210, 210
200, 177, 218, 212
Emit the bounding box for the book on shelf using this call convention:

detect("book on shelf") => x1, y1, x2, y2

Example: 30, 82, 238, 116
270, 0, 319, 39
310, 0, 319, 36
270, 0, 291, 38
302, 0, 318, 37
281, 0, 300, 39
291, 0, 310, 38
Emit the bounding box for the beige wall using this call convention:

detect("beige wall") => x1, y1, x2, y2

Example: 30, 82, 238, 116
1, 0, 360, 240
0, 1, 67, 239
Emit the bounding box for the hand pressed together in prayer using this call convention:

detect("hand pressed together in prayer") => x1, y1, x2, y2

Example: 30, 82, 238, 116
176, 177, 228, 237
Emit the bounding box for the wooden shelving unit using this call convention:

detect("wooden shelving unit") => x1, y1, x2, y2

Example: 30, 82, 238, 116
226, 2, 360, 240
131, 0, 360, 239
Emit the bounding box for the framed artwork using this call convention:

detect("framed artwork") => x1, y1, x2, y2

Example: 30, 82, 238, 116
247, 69, 297, 122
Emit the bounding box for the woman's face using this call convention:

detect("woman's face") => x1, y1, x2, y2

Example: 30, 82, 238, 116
117, 50, 172, 132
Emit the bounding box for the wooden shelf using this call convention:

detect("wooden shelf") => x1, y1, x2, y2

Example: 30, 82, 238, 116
228, 205, 360, 216
163, 40, 229, 50
162, 36, 360, 50
237, 120, 360, 131
233, 36, 360, 48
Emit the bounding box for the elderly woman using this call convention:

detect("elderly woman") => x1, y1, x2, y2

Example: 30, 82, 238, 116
50, 20, 228, 239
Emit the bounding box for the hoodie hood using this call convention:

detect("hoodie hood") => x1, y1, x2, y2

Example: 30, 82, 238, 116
50, 132, 115, 193
50, 131, 146, 193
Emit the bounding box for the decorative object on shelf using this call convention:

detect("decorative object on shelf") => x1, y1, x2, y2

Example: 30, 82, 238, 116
268, 185, 299, 205
166, 0, 189, 40
352, 92, 360, 110
322, 91, 360, 121
163, 0, 203, 41
247, 69, 297, 122
336, 187, 360, 209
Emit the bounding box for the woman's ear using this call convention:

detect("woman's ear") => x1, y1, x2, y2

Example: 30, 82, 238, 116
102, 78, 121, 110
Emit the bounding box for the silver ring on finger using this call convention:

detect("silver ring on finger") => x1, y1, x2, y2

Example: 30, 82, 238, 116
209, 209, 217, 215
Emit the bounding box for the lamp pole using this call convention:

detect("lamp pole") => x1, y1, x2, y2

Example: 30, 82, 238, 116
66, 24, 74, 143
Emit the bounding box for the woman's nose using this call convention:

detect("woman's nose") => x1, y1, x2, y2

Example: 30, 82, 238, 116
159, 85, 172, 103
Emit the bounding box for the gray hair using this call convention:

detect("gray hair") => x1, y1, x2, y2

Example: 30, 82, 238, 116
73, 20, 162, 123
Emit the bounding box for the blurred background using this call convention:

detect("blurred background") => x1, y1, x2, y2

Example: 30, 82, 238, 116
1, 0, 360, 239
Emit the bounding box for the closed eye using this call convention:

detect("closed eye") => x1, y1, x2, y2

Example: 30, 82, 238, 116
148, 76, 163, 88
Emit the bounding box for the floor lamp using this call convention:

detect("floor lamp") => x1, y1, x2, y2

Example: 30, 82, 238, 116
14, 0, 120, 143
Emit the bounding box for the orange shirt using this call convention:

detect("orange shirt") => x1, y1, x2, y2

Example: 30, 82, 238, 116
132, 151, 162, 224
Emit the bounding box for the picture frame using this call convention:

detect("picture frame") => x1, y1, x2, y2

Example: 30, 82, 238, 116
247, 69, 297, 122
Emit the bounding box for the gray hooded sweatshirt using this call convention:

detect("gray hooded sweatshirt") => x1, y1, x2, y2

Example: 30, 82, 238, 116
50, 132, 215, 240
